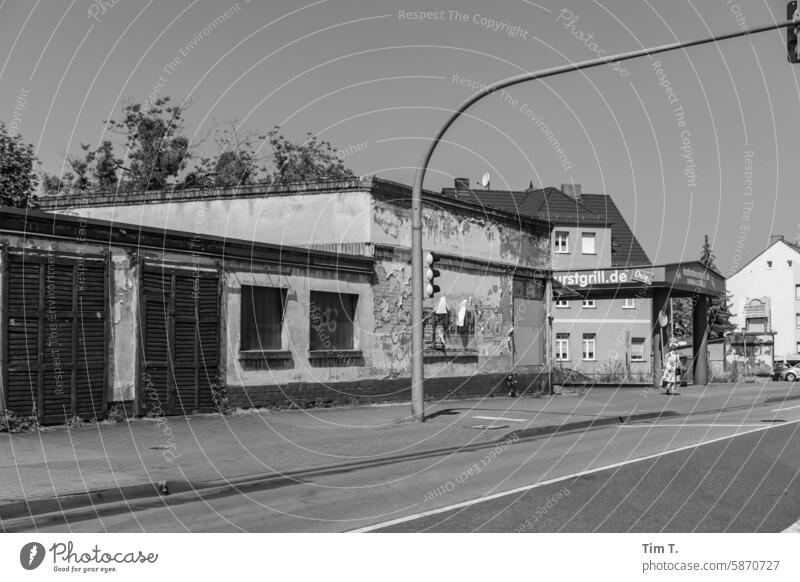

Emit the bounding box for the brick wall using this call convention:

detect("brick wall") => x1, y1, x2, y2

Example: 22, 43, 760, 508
226, 369, 550, 410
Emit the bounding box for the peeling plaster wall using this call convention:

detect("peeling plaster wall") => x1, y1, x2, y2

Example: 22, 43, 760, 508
372, 249, 520, 379
371, 198, 550, 270
110, 251, 137, 402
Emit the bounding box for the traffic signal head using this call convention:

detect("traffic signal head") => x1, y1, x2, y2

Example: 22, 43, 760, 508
789, 2, 800, 63
424, 251, 441, 298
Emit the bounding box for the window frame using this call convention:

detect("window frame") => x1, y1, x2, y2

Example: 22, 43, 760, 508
796, 313, 800, 329
796, 284, 800, 300
554, 231, 569, 254
555, 333, 570, 361
582, 298, 596, 309
239, 285, 287, 352
309, 290, 359, 352
555, 298, 569, 308
622, 297, 636, 309
630, 337, 645, 361
581, 232, 597, 255
582, 333, 596, 361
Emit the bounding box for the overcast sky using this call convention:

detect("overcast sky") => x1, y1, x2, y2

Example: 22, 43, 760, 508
2, 0, 798, 273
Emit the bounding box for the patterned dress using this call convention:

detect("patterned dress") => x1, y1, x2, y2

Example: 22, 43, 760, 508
662, 351, 680, 385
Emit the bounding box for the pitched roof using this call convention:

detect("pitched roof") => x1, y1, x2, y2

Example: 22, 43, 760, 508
578, 193, 651, 267
442, 185, 651, 267
440, 186, 608, 226
729, 237, 800, 278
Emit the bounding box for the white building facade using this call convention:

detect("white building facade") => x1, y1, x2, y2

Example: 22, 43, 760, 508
727, 238, 800, 360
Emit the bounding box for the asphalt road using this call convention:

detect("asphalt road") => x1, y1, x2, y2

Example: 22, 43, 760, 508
374, 421, 800, 532
10, 387, 800, 533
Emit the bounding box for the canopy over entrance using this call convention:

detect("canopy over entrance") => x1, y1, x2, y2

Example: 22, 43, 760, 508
552, 261, 725, 298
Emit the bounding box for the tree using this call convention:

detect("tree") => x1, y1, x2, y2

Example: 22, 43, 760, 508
188, 124, 357, 188
43, 140, 121, 195
108, 97, 191, 190
670, 297, 692, 338
670, 235, 735, 340
0, 122, 39, 207
267, 127, 355, 183
187, 120, 260, 188
700, 234, 716, 269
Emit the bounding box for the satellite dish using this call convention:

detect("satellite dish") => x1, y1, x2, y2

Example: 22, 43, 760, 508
480, 172, 491, 188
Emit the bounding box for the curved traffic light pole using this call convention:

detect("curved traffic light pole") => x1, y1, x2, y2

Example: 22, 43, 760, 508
410, 18, 798, 421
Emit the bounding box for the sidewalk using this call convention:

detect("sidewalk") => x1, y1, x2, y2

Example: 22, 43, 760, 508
0, 380, 792, 518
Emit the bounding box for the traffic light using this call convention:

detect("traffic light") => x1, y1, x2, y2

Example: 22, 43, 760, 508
424, 251, 441, 298
789, 2, 800, 63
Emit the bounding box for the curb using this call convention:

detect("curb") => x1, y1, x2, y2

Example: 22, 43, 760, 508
0, 410, 679, 527
507, 411, 679, 440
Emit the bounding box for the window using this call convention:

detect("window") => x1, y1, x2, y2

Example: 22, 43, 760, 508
310, 291, 358, 351
789, 260, 793, 267
556, 333, 570, 361
555, 299, 569, 308
582, 299, 596, 308
796, 284, 800, 300
622, 298, 636, 309
767, 260, 773, 268
797, 341, 800, 354
631, 338, 645, 361
240, 286, 286, 351
582, 333, 596, 361
554, 231, 569, 253
581, 232, 596, 255
796, 314, 800, 329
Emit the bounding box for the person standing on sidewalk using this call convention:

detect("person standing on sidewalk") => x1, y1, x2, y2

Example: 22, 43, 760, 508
662, 342, 680, 395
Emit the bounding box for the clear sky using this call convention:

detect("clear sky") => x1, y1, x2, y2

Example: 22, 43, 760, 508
2, 0, 798, 273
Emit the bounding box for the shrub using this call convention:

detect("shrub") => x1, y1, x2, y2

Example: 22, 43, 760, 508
0, 409, 39, 433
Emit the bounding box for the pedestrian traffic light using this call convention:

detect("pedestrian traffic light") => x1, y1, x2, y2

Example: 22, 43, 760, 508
424, 251, 441, 298
789, 2, 800, 63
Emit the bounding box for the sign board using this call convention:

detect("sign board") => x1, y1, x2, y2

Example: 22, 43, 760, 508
664, 263, 725, 296
553, 268, 653, 289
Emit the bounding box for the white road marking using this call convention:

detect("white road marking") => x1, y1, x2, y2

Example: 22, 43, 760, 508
621, 423, 773, 428
350, 418, 800, 533
770, 403, 800, 412
472, 415, 527, 423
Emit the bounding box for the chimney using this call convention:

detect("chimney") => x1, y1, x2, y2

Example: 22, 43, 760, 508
561, 183, 582, 201
454, 177, 470, 192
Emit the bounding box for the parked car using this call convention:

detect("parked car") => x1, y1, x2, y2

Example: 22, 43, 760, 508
778, 364, 800, 382
773, 362, 789, 381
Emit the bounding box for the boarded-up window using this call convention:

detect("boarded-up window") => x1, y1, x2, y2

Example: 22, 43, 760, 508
310, 291, 357, 351
240, 286, 285, 351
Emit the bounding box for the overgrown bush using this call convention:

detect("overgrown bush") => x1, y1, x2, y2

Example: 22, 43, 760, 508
0, 409, 39, 433
211, 382, 232, 415
105, 403, 127, 423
